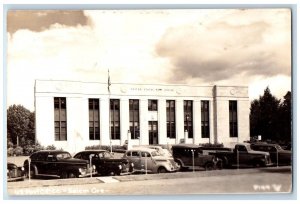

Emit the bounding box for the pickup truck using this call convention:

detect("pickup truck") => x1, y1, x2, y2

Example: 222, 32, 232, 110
172, 144, 221, 171
203, 143, 273, 168
23, 150, 92, 179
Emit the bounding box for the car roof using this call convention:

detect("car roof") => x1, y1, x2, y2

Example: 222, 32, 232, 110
127, 147, 155, 152
251, 143, 277, 147
172, 144, 200, 149
32, 150, 70, 155
75, 150, 107, 154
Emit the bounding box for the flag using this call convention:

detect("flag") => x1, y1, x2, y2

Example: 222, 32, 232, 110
108, 69, 111, 93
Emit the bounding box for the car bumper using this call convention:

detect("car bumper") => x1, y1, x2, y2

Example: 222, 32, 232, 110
7, 176, 25, 182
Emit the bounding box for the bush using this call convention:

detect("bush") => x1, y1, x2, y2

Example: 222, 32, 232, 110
199, 143, 224, 148
85, 145, 126, 152
45, 145, 56, 150
7, 148, 14, 156
23, 143, 45, 155
13, 146, 23, 156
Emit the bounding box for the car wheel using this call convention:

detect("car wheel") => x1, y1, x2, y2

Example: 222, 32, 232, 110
68, 172, 78, 178
25, 168, 35, 179
157, 167, 167, 173
216, 160, 223, 170
204, 162, 214, 171
60, 171, 68, 179
175, 160, 183, 171
108, 171, 116, 176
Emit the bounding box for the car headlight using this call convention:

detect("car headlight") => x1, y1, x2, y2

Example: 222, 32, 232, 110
21, 167, 25, 171
118, 165, 122, 170
92, 165, 96, 170
131, 163, 134, 167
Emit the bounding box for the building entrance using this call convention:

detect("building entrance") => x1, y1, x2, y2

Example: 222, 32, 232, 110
148, 121, 158, 145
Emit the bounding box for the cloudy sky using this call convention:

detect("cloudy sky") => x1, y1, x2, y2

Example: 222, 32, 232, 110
7, 9, 291, 111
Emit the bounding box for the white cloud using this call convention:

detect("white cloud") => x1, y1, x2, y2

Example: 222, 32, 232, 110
7, 9, 292, 111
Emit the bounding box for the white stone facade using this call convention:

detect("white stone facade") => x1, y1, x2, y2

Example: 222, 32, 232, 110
34, 80, 250, 154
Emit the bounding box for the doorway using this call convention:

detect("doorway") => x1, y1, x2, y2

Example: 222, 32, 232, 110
148, 121, 158, 145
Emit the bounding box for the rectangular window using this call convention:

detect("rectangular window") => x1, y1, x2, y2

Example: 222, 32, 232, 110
184, 100, 193, 138
54, 97, 67, 141
201, 101, 210, 138
166, 100, 176, 138
229, 100, 238, 137
148, 99, 158, 111
89, 99, 100, 140
110, 99, 120, 140
129, 99, 140, 139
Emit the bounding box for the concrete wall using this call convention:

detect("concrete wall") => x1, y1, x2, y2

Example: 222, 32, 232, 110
35, 80, 250, 153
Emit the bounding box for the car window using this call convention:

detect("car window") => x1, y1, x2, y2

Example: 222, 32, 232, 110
56, 153, 72, 160
237, 146, 247, 152
47, 155, 56, 161
126, 151, 131, 157
142, 152, 151, 157
74, 153, 82, 159
131, 151, 140, 157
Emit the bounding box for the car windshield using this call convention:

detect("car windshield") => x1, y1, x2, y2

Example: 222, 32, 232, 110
151, 151, 160, 157
56, 153, 72, 160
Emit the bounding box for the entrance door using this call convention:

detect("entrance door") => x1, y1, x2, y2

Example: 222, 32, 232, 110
148, 121, 158, 145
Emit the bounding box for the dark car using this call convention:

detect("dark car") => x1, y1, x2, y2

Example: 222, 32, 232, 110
7, 162, 25, 182
172, 144, 221, 171
23, 150, 92, 179
74, 150, 134, 176
250, 143, 292, 166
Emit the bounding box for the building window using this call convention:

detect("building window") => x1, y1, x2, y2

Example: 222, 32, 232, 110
110, 99, 120, 140
229, 100, 238, 137
148, 99, 158, 111
184, 100, 193, 138
89, 99, 100, 140
54, 97, 67, 141
129, 99, 140, 139
201, 101, 210, 138
166, 100, 176, 138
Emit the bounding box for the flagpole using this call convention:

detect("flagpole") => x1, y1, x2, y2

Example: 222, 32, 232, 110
108, 69, 112, 153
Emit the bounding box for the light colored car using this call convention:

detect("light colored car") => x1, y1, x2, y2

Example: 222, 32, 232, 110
123, 148, 178, 173
133, 145, 173, 158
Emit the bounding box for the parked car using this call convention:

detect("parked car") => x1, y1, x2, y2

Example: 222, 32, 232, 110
250, 143, 292, 166
133, 145, 173, 158
172, 144, 221, 171
208, 143, 273, 168
123, 148, 178, 173
7, 162, 25, 182
73, 150, 134, 176
23, 150, 93, 179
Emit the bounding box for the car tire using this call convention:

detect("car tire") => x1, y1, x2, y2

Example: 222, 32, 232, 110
68, 172, 78, 178
175, 160, 183, 171
25, 167, 36, 179
60, 171, 68, 179
204, 162, 214, 171
157, 167, 167, 173
216, 160, 223, 170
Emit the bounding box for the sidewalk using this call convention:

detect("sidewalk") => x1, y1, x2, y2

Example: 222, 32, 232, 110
7, 166, 291, 189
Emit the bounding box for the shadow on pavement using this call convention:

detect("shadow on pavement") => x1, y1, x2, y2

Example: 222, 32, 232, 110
258, 166, 291, 174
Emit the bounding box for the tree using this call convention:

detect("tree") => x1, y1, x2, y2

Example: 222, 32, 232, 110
7, 105, 35, 147
278, 91, 292, 143
250, 87, 281, 141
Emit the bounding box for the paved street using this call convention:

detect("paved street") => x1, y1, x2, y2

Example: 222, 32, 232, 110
6, 166, 292, 196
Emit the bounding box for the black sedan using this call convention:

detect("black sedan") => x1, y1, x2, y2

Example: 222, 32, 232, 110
7, 162, 25, 182
74, 150, 134, 176
250, 143, 292, 166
